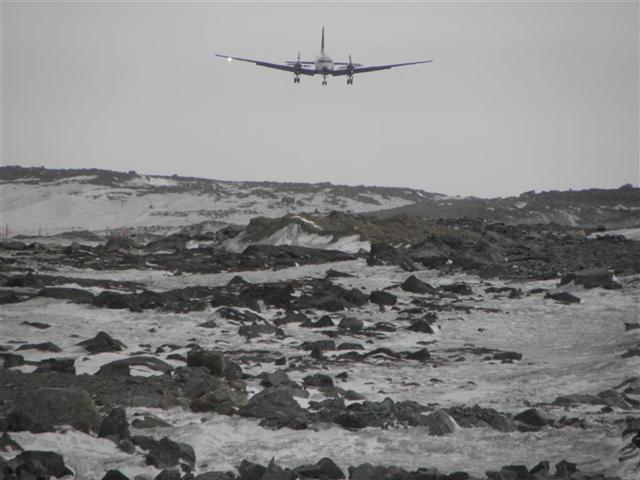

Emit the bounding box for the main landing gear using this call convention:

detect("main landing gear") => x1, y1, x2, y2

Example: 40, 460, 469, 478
322, 75, 328, 86
347, 76, 353, 85
294, 74, 300, 84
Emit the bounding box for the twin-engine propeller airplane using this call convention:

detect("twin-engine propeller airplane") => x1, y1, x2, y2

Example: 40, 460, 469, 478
216, 27, 432, 86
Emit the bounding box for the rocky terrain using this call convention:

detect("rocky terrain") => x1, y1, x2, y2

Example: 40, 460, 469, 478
1, 167, 639, 479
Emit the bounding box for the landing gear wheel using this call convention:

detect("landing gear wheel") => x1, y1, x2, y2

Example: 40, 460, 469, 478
322, 80, 327, 86
347, 77, 353, 85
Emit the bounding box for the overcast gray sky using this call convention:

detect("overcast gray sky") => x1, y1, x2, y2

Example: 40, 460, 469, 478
2, 1, 638, 197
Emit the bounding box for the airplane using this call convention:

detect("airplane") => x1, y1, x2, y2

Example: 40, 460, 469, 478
215, 27, 432, 86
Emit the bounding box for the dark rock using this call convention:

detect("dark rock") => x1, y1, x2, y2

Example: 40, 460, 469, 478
7, 450, 73, 478
370, 291, 397, 306
239, 324, 281, 338
102, 469, 131, 480
302, 340, 336, 352
16, 342, 62, 353
348, 463, 408, 480
98, 356, 172, 375
344, 288, 369, 307
34, 357, 75, 374
514, 408, 548, 428
624, 322, 640, 331
440, 283, 472, 295
553, 390, 640, 410
326, 269, 354, 278
401, 275, 435, 294
8, 387, 101, 433
338, 317, 364, 331
217, 307, 265, 323
0, 352, 25, 368
492, 351, 523, 363
303, 374, 334, 388
295, 457, 345, 479
187, 349, 226, 376
144, 437, 196, 469
337, 342, 365, 351
260, 370, 292, 388
194, 472, 236, 480
405, 348, 431, 362
155, 470, 181, 480
544, 291, 581, 304
274, 310, 309, 326
554, 460, 577, 478
131, 414, 172, 429
96, 362, 131, 376
0, 432, 23, 452
99, 407, 130, 442
21, 321, 50, 329
39, 286, 95, 304
370, 322, 397, 332
407, 319, 435, 334
190, 385, 245, 415
529, 461, 550, 477
199, 319, 218, 328
78, 331, 126, 353
94, 291, 135, 309
238, 459, 267, 480
261, 458, 297, 480
303, 315, 335, 328
424, 409, 458, 436
238, 388, 309, 430
448, 405, 515, 432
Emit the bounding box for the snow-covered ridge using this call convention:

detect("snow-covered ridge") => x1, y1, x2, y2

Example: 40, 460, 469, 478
1, 167, 431, 237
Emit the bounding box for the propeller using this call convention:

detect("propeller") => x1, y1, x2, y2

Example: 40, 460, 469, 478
347, 54, 355, 73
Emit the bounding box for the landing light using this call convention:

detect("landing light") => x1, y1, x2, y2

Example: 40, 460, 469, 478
227, 57, 232, 62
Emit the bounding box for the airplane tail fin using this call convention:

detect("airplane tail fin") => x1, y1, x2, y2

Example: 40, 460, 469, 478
321, 26, 325, 53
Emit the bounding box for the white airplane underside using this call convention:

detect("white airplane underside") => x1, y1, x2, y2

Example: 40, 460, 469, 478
216, 27, 432, 86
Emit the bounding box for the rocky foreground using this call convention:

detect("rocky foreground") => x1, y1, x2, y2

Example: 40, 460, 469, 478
1, 211, 640, 479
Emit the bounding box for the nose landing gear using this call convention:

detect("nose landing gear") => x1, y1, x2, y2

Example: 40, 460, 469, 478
347, 76, 353, 85
322, 74, 328, 86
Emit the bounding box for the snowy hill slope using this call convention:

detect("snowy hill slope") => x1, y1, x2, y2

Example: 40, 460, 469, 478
1, 166, 431, 236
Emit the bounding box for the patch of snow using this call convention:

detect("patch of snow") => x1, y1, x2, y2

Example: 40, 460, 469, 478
590, 228, 640, 241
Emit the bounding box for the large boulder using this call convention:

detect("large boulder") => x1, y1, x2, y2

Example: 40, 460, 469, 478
186, 349, 226, 376
98, 407, 130, 442
447, 405, 515, 432
34, 357, 76, 374
140, 437, 196, 470
369, 291, 397, 306
190, 384, 247, 415
78, 331, 126, 353
294, 458, 345, 479
424, 409, 458, 436
544, 291, 581, 304
238, 388, 309, 430
348, 464, 408, 480
5, 387, 101, 433
338, 317, 364, 331
401, 275, 435, 294
6, 451, 73, 479
97, 356, 172, 375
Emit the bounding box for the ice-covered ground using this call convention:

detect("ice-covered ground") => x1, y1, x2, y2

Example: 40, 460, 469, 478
1, 177, 417, 236
2, 258, 639, 478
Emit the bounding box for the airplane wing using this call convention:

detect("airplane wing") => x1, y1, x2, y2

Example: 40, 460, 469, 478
332, 60, 433, 76
216, 54, 316, 76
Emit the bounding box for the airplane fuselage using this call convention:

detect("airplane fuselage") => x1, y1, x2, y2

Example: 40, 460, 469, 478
315, 54, 334, 73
